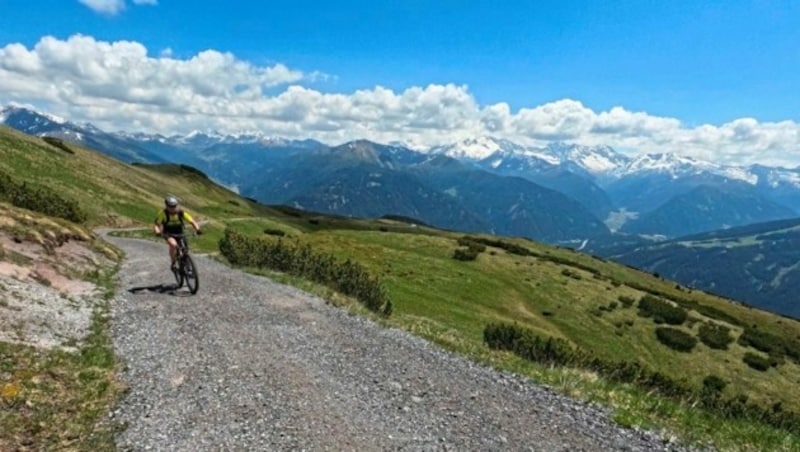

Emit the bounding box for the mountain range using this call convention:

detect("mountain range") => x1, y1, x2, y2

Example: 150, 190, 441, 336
5, 105, 800, 240
3, 104, 800, 318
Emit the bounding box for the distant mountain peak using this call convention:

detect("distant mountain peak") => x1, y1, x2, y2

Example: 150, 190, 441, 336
544, 142, 630, 174
430, 136, 527, 160
1, 105, 69, 127
624, 152, 719, 176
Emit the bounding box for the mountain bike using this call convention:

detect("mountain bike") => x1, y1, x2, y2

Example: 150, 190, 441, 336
168, 232, 199, 294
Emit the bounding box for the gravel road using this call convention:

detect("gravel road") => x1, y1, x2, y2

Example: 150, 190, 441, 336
107, 235, 690, 451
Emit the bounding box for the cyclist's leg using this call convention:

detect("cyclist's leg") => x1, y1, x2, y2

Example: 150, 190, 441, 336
166, 236, 179, 268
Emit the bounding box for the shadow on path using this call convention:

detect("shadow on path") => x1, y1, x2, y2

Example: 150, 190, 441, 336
128, 283, 193, 297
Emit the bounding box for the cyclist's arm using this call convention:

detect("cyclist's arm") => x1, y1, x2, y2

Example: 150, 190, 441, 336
183, 211, 202, 234
154, 211, 165, 235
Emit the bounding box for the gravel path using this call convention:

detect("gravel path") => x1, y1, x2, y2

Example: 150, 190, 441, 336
107, 235, 689, 451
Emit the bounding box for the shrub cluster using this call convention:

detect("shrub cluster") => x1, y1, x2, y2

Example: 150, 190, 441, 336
624, 281, 744, 327
655, 327, 697, 352
743, 352, 771, 372
178, 164, 210, 179
738, 327, 800, 364
461, 236, 533, 256
219, 228, 391, 315
698, 323, 733, 350
453, 248, 479, 261
41, 136, 74, 154
0, 170, 87, 223
263, 228, 287, 237
453, 236, 487, 261
461, 235, 607, 279
457, 236, 487, 252
485, 323, 690, 397
618, 295, 636, 308
702, 375, 727, 399
637, 295, 688, 325
484, 322, 800, 433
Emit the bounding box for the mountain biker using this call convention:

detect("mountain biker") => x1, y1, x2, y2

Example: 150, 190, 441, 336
153, 196, 202, 271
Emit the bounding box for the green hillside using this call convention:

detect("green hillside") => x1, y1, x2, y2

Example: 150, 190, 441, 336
0, 125, 271, 227
609, 217, 800, 319
2, 126, 800, 450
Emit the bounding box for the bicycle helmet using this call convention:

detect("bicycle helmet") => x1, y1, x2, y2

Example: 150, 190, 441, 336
165, 196, 179, 207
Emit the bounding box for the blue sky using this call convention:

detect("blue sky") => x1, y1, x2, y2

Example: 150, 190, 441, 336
1, 0, 800, 166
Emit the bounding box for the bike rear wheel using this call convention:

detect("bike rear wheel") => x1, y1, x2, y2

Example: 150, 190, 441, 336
182, 254, 199, 294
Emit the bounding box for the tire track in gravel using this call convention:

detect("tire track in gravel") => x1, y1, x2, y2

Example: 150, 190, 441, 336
106, 234, 688, 451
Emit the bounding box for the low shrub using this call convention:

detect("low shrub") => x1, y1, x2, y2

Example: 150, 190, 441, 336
743, 352, 771, 372
618, 295, 635, 308
453, 247, 479, 261
638, 295, 687, 325
698, 323, 733, 350
484, 322, 800, 432
457, 236, 487, 253
0, 170, 87, 223
42, 136, 74, 154
655, 327, 697, 352
219, 229, 391, 315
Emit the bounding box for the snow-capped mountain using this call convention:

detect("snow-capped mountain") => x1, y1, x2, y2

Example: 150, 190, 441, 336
618, 152, 759, 184
4, 104, 800, 238
544, 143, 630, 176
430, 136, 531, 160
0, 106, 166, 162
429, 136, 800, 191
1, 106, 79, 137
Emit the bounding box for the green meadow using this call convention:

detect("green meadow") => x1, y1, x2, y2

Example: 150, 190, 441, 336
2, 125, 800, 450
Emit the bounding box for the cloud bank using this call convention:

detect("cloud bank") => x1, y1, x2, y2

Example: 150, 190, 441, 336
78, 0, 156, 15
1, 35, 799, 167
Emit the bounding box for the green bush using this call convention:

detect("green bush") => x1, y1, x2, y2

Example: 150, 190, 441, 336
702, 375, 727, 396
457, 236, 487, 253
655, 327, 697, 352
743, 352, 771, 372
462, 236, 533, 256
484, 322, 800, 432
42, 136, 74, 154
638, 295, 688, 325
0, 170, 87, 223
698, 323, 733, 350
734, 326, 800, 365
483, 323, 688, 396
739, 327, 783, 354
263, 228, 286, 237
453, 248, 479, 261
219, 228, 391, 315
618, 295, 635, 308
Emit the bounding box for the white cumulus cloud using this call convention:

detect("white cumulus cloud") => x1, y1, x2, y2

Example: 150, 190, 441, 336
78, 0, 126, 14
78, 0, 156, 15
2, 34, 800, 167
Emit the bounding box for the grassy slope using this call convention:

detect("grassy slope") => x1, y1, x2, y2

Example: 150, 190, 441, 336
0, 125, 272, 227
3, 126, 800, 449
223, 217, 800, 408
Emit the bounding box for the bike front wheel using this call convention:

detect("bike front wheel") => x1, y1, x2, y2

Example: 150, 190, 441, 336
172, 263, 184, 288
181, 254, 199, 294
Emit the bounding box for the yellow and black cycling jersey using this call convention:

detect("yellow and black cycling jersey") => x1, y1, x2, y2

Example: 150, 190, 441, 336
155, 209, 194, 234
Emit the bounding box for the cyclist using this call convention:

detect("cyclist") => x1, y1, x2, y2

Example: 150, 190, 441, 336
153, 196, 202, 271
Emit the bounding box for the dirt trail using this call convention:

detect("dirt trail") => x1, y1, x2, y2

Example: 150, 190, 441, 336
107, 235, 684, 451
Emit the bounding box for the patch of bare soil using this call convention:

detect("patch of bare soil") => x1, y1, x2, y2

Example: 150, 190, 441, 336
0, 215, 115, 350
